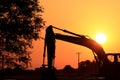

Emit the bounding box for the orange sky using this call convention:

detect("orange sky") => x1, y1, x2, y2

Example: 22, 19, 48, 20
31, 0, 120, 69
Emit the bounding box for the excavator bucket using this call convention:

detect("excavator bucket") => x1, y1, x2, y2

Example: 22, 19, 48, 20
43, 25, 55, 69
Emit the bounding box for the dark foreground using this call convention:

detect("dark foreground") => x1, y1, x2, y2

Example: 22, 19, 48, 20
1, 62, 120, 80
0, 67, 119, 80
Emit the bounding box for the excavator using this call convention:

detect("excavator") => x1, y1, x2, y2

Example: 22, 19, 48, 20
42, 25, 120, 80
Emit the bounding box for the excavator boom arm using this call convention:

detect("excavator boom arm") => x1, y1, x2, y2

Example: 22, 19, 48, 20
44, 25, 109, 69
55, 33, 108, 64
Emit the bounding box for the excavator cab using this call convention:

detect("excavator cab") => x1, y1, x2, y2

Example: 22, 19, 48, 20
107, 53, 120, 63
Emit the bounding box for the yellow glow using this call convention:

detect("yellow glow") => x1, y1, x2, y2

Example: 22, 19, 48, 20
95, 33, 106, 44
33, 0, 120, 69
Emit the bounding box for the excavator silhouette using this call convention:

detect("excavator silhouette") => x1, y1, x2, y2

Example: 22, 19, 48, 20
42, 25, 120, 80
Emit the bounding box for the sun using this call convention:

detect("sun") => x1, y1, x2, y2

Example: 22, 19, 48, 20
95, 33, 107, 44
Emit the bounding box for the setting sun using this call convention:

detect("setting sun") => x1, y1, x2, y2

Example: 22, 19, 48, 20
95, 33, 107, 44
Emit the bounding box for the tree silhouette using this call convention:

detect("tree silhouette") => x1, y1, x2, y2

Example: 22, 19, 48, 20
0, 0, 44, 69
